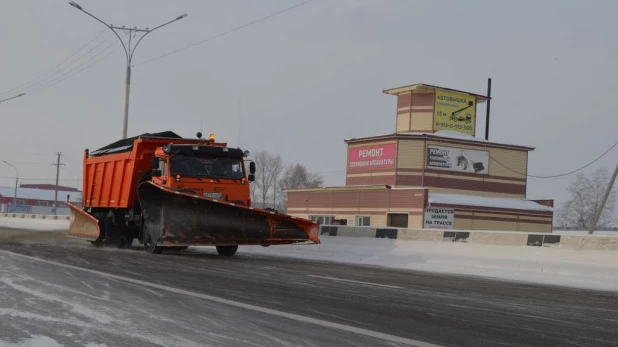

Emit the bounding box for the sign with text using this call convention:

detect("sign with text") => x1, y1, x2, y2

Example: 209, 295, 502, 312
424, 207, 454, 229
348, 143, 396, 170
434, 90, 476, 136
426, 145, 489, 174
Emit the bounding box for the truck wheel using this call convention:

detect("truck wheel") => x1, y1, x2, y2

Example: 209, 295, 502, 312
143, 233, 162, 254
118, 236, 134, 249
216, 245, 238, 256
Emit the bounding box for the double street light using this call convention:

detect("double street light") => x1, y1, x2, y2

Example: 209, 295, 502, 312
68, 2, 187, 139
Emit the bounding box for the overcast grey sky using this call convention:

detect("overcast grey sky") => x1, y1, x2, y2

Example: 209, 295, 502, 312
1, 0, 616, 209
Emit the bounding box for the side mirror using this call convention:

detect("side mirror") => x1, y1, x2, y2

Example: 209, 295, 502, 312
151, 157, 158, 169
152, 169, 162, 178
249, 162, 256, 174
248, 174, 255, 182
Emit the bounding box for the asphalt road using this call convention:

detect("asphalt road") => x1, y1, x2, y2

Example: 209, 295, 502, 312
0, 231, 617, 347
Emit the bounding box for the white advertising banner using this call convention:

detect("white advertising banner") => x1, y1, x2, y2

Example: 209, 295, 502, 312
423, 208, 455, 229
426, 145, 489, 174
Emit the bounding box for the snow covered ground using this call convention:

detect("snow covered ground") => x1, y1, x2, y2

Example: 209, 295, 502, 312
0, 218, 69, 231
225, 236, 618, 292
231, 236, 618, 292
555, 229, 618, 236
2, 217, 617, 292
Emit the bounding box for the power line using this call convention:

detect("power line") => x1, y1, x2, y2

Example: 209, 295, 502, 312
21, 32, 118, 94
489, 137, 618, 179
3, 161, 54, 166
134, 0, 315, 67
0, 29, 109, 97
1, 31, 123, 98
28, 44, 121, 95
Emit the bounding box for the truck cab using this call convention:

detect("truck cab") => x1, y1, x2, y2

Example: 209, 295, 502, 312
150, 137, 256, 207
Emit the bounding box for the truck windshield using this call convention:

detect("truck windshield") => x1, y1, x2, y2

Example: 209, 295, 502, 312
170, 154, 244, 179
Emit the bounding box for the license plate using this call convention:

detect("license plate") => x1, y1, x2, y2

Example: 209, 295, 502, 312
203, 192, 223, 199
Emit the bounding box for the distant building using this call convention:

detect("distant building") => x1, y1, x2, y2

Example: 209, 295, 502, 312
285, 83, 554, 233
0, 186, 82, 215
19, 184, 80, 192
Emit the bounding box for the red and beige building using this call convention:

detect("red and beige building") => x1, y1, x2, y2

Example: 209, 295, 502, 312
285, 83, 554, 233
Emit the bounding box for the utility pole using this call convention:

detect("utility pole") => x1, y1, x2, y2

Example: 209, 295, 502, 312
237, 96, 242, 147
589, 162, 618, 234
2, 161, 18, 209
52, 153, 65, 215
68, 2, 187, 139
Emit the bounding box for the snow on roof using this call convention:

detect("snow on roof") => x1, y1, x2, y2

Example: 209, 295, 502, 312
0, 186, 82, 202
382, 83, 489, 102
345, 130, 534, 150
284, 185, 428, 192
428, 193, 553, 212
397, 130, 534, 150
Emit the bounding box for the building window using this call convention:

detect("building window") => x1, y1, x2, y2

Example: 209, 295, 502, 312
14, 199, 25, 205
36, 201, 49, 206
356, 216, 371, 226
309, 215, 335, 225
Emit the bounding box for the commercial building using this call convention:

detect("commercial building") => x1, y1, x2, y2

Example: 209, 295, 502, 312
0, 185, 82, 215
285, 83, 554, 232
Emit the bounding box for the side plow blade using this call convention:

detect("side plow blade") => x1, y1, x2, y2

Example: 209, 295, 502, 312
67, 202, 101, 241
137, 182, 320, 247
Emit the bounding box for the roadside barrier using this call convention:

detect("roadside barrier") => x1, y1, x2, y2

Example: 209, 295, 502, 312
319, 226, 618, 251
1, 213, 70, 221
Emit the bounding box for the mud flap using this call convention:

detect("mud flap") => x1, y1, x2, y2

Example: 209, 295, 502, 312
137, 182, 319, 246
67, 202, 101, 241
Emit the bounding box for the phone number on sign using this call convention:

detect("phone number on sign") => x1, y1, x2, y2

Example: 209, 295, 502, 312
435, 122, 473, 131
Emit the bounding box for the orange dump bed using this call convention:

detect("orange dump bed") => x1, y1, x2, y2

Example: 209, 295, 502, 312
82, 136, 226, 209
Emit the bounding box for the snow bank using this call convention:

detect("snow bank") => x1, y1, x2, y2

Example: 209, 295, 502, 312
233, 236, 618, 292
0, 335, 63, 347
0, 218, 69, 231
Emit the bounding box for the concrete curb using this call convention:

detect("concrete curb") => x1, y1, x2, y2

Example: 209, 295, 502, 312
320, 226, 618, 251
1, 213, 70, 221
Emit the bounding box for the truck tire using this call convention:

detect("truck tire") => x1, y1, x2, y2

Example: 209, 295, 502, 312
216, 245, 238, 256
118, 236, 134, 249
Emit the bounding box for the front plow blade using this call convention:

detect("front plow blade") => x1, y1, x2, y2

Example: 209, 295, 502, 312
137, 182, 319, 247
67, 202, 100, 241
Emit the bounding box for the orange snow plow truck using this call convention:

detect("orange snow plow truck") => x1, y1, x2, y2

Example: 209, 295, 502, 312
67, 131, 319, 256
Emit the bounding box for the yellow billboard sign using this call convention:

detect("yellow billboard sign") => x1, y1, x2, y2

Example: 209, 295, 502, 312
434, 90, 476, 136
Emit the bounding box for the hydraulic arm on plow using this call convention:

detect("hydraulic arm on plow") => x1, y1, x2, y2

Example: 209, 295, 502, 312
67, 131, 319, 256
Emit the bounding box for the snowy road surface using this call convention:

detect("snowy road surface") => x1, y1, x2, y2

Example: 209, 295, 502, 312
0, 228, 617, 346
2, 218, 618, 291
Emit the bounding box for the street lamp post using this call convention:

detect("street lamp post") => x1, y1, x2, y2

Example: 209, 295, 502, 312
0, 93, 25, 104
68, 2, 187, 139
2, 161, 18, 208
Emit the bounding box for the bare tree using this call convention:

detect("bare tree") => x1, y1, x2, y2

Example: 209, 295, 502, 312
558, 167, 617, 229
252, 150, 283, 208
271, 155, 284, 208
250, 172, 258, 205
278, 164, 324, 211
